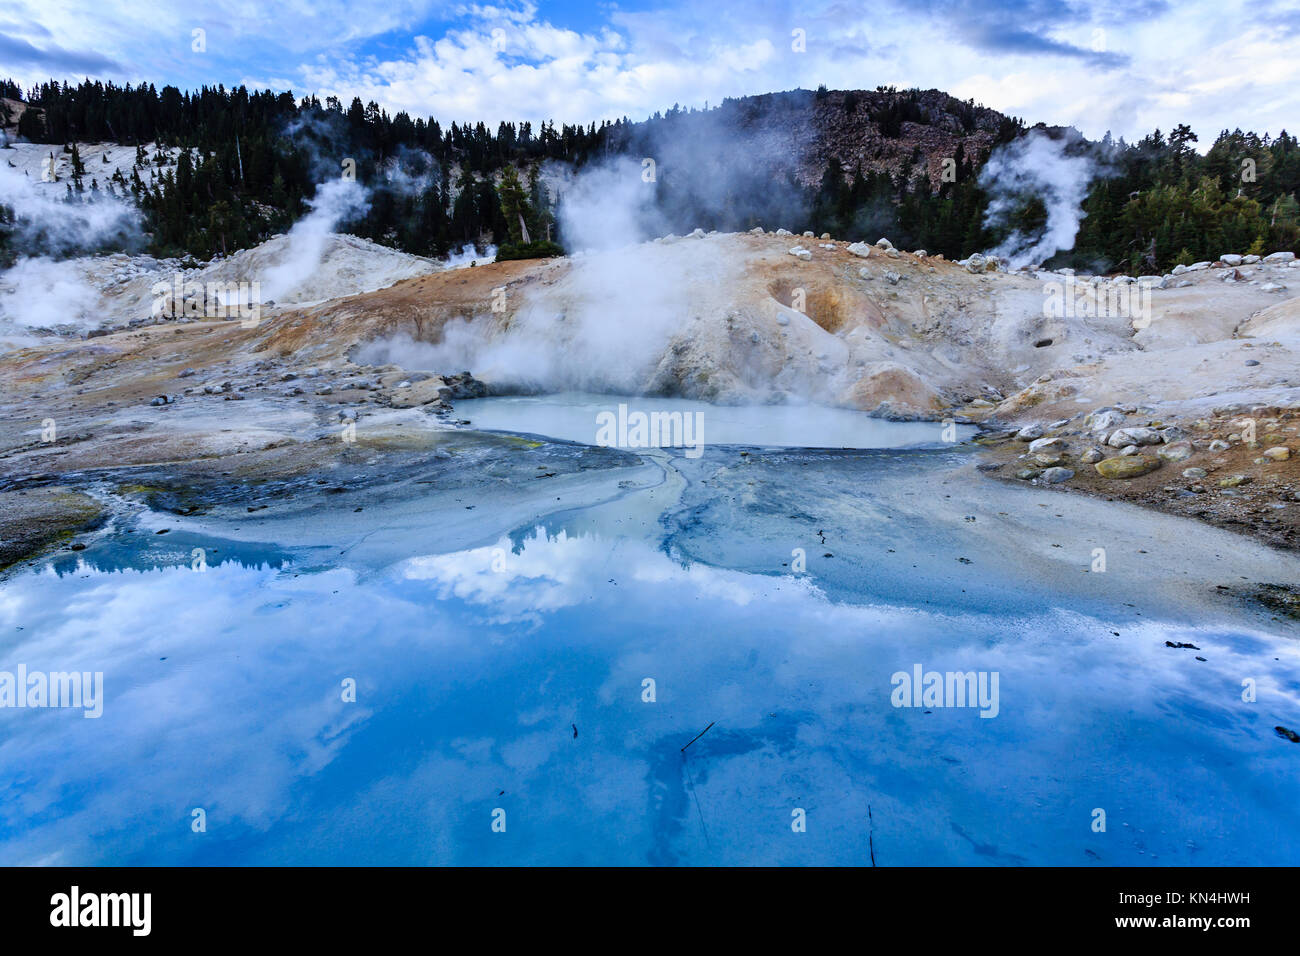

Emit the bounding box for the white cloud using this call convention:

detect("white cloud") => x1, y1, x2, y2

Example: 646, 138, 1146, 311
5, 0, 1299, 142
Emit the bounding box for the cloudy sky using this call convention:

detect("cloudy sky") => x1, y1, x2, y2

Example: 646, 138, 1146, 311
3, 0, 1298, 143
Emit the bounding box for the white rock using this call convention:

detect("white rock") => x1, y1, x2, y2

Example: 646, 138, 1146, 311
788, 246, 812, 261
847, 242, 872, 258
1087, 408, 1126, 433
876, 238, 894, 249
1243, 254, 1261, 264
1107, 426, 1162, 447
1220, 254, 1243, 266
1264, 251, 1296, 263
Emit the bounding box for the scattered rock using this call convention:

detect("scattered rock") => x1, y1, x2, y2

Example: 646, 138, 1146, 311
1157, 441, 1194, 462
1085, 408, 1126, 433
1040, 467, 1074, 483
1107, 426, 1162, 447
1095, 455, 1161, 478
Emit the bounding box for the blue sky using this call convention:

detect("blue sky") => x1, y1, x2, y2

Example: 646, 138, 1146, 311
2, 0, 1298, 142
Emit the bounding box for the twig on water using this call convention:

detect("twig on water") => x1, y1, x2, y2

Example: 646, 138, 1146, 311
681, 721, 715, 753
868, 804, 877, 867
680, 721, 716, 851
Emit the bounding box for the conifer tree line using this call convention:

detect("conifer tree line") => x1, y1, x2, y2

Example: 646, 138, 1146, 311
1, 78, 1297, 274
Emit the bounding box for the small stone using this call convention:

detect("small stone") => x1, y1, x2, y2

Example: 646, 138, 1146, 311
1040, 467, 1074, 483
1182, 467, 1208, 479
1218, 474, 1250, 487
1157, 441, 1194, 462
1263, 446, 1290, 461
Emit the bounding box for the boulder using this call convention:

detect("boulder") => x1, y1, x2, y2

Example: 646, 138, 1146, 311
1264, 446, 1291, 461
1095, 455, 1161, 479
1264, 251, 1296, 263
1107, 426, 1162, 446
1086, 408, 1126, 433
1040, 467, 1075, 483
847, 242, 872, 258
1015, 423, 1044, 441
1157, 441, 1194, 462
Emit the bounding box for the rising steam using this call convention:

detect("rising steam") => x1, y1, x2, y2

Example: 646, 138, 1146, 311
979, 131, 1098, 268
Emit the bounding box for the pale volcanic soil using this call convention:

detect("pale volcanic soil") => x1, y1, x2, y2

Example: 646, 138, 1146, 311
1, 229, 1299, 575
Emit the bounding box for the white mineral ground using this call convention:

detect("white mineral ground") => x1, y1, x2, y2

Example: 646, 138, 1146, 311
1, 228, 1299, 571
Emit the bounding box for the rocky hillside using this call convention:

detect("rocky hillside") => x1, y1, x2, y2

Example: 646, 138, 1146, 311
606, 87, 1020, 190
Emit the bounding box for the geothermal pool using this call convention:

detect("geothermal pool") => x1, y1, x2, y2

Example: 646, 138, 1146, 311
456, 392, 978, 449
1, 412, 1298, 865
